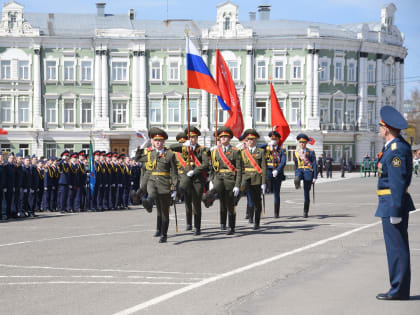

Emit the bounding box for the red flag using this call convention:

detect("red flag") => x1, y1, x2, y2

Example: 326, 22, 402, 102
270, 82, 290, 145
308, 137, 315, 145
0, 128, 8, 135
216, 50, 244, 139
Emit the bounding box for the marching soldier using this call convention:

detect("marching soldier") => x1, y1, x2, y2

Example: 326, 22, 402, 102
240, 129, 267, 229
170, 127, 209, 235
375, 106, 415, 300
57, 151, 70, 213
294, 134, 317, 218
173, 131, 188, 204
210, 127, 242, 235
142, 127, 178, 243
258, 131, 286, 218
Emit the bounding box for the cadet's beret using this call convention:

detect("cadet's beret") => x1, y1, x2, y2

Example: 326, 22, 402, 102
176, 132, 188, 143
70, 152, 78, 158
149, 127, 168, 140
184, 126, 201, 137
61, 150, 70, 157
296, 133, 309, 142
243, 128, 260, 140
268, 131, 281, 139
216, 126, 233, 138
379, 106, 408, 130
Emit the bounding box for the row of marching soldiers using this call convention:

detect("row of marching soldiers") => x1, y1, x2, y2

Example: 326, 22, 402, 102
135, 126, 317, 243
0, 150, 141, 221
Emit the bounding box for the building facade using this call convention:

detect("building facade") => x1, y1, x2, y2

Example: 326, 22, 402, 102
0, 1, 407, 163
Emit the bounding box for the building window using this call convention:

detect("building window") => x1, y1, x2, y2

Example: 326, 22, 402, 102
19, 61, 29, 80
1, 143, 11, 152
348, 63, 356, 82
0, 60, 11, 80
63, 61, 75, 81
346, 100, 356, 124
391, 65, 396, 85
19, 144, 29, 156
320, 100, 330, 124
149, 99, 162, 123
256, 101, 267, 123
9, 13, 17, 29
287, 145, 296, 162
334, 145, 343, 161
323, 145, 332, 158
291, 100, 300, 124
63, 100, 75, 124
368, 64, 375, 83
18, 97, 30, 123
167, 99, 180, 123
82, 143, 90, 154
168, 61, 179, 81
112, 101, 128, 124
45, 143, 56, 158
344, 144, 352, 160
112, 62, 128, 81
333, 99, 343, 125
151, 61, 161, 81
212, 98, 227, 123
273, 61, 284, 80
319, 61, 329, 81
256, 60, 266, 80
335, 62, 343, 81
292, 61, 302, 80
368, 101, 375, 125
224, 16, 230, 31
227, 61, 239, 81
189, 99, 198, 123
46, 61, 57, 81
64, 144, 74, 152
0, 97, 12, 123
46, 99, 57, 124
81, 99, 92, 124
81, 61, 92, 81
385, 64, 391, 85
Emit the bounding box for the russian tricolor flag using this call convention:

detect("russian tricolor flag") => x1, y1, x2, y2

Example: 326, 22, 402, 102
186, 38, 230, 110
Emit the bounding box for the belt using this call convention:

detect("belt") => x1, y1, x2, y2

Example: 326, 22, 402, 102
152, 172, 170, 176
267, 163, 277, 167
245, 168, 258, 172
377, 188, 408, 196
178, 171, 184, 174
218, 169, 234, 173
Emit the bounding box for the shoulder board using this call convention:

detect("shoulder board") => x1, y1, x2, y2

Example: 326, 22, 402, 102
231, 147, 239, 151
391, 142, 397, 151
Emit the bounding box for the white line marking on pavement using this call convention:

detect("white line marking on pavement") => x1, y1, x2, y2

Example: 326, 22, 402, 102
0, 264, 217, 276
0, 275, 206, 281
0, 281, 193, 286
114, 209, 420, 315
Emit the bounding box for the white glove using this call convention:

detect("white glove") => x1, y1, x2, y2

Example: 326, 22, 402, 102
30, 189, 34, 193
3, 188, 6, 192
111, 184, 115, 187
69, 185, 72, 189
312, 179, 316, 184
272, 170, 278, 178
269, 140, 277, 146
171, 191, 177, 200
183, 140, 191, 147
118, 184, 123, 187
87, 172, 90, 176
390, 217, 402, 224
44, 187, 48, 191
233, 187, 240, 197
52, 186, 56, 190
236, 143, 244, 149
23, 189, 28, 193
187, 170, 194, 177
261, 184, 266, 194
209, 181, 214, 191
131, 181, 134, 185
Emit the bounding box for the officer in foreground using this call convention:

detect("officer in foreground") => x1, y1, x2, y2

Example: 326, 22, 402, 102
375, 106, 415, 301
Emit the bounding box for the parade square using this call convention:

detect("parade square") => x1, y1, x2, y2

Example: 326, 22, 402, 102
0, 175, 419, 315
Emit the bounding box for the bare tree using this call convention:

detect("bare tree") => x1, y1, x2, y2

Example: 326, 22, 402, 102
407, 88, 420, 145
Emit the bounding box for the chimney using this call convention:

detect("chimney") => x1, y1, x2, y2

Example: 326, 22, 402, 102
129, 9, 135, 20
249, 11, 256, 21
258, 4, 271, 21
96, 2, 106, 17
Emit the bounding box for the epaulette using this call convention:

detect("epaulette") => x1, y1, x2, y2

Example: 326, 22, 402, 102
391, 143, 397, 151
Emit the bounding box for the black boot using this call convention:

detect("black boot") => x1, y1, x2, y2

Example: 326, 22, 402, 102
186, 210, 192, 231
194, 213, 201, 236
274, 203, 280, 218
245, 206, 250, 219
154, 216, 162, 237
159, 221, 169, 243
220, 210, 227, 230
249, 206, 254, 224
227, 214, 236, 235
303, 201, 310, 218
254, 208, 261, 230
294, 176, 301, 189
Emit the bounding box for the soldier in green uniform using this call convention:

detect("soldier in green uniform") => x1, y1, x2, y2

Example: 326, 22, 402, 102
210, 127, 242, 235
240, 129, 267, 229
170, 127, 209, 236
174, 132, 188, 205
143, 128, 178, 243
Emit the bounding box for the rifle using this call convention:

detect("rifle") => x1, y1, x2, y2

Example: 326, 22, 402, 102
173, 199, 178, 233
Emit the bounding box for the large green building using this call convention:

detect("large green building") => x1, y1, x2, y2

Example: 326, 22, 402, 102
0, 1, 406, 164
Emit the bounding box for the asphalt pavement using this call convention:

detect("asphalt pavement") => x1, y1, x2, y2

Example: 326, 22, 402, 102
0, 172, 419, 315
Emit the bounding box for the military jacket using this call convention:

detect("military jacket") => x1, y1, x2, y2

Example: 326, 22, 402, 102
144, 148, 178, 194
57, 161, 70, 185
258, 144, 286, 177
240, 147, 267, 186
170, 143, 209, 183
294, 148, 317, 181
210, 145, 242, 188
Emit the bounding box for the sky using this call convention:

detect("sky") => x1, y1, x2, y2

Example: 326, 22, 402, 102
5, 0, 420, 99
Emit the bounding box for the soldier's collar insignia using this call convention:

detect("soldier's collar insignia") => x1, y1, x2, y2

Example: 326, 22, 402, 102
392, 157, 401, 168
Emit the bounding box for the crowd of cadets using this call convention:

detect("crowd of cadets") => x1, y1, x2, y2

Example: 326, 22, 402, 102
135, 126, 316, 243
0, 150, 141, 221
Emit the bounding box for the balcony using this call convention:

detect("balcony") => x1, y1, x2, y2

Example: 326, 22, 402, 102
320, 123, 357, 132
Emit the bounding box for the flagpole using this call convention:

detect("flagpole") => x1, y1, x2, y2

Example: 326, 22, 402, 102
215, 96, 218, 145
185, 30, 191, 170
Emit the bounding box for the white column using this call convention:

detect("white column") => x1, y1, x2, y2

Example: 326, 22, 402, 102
375, 54, 383, 120
400, 59, 404, 112
245, 47, 253, 128
101, 49, 109, 127
132, 51, 140, 120
358, 52, 368, 129
138, 50, 147, 130
200, 49, 209, 131
94, 49, 102, 123
395, 59, 401, 111
313, 51, 319, 120
305, 49, 313, 127
32, 47, 42, 129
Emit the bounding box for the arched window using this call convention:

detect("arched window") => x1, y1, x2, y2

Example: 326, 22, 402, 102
224, 16, 230, 31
